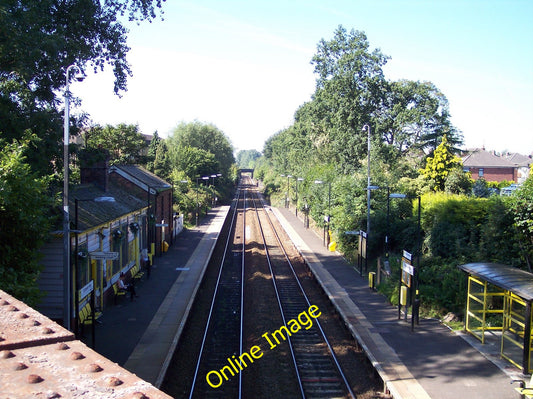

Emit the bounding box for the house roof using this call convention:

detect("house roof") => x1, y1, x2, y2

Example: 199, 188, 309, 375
110, 165, 171, 193
505, 152, 533, 167
70, 184, 146, 231
462, 149, 516, 168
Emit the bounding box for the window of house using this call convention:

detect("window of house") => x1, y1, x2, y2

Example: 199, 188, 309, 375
479, 168, 484, 177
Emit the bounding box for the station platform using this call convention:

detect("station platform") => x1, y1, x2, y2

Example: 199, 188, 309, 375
85, 201, 523, 399
273, 206, 522, 399
83, 206, 229, 387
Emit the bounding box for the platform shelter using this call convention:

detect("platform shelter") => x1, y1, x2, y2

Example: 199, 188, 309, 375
458, 262, 533, 373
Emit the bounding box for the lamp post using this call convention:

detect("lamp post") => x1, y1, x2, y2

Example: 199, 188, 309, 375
314, 180, 331, 246
295, 177, 303, 217
63, 64, 84, 331
210, 173, 221, 207
286, 174, 292, 208
362, 124, 372, 238
215, 173, 222, 206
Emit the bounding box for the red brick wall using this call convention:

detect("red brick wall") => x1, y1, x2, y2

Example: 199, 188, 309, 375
469, 167, 517, 182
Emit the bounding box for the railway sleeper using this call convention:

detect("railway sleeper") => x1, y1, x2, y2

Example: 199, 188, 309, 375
297, 362, 338, 371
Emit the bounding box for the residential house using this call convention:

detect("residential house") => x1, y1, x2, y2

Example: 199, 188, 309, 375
462, 149, 518, 182
504, 152, 532, 184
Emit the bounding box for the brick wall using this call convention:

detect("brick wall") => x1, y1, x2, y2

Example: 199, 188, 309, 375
469, 167, 517, 182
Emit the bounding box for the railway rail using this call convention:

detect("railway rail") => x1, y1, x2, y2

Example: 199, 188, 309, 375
162, 178, 380, 398
188, 185, 246, 398
249, 183, 355, 399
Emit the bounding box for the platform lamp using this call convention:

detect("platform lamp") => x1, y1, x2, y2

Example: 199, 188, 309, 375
210, 174, 221, 207
63, 64, 84, 331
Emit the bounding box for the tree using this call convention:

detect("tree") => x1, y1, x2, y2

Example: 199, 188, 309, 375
153, 139, 170, 180
308, 26, 389, 173
445, 167, 473, 195
168, 145, 217, 179
377, 80, 462, 156
0, 0, 165, 174
0, 135, 51, 304
146, 131, 161, 172
472, 178, 491, 198
508, 170, 533, 268
420, 135, 462, 191
167, 121, 234, 177
82, 123, 147, 165
236, 149, 262, 169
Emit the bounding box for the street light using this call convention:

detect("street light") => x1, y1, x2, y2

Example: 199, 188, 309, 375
210, 174, 221, 207
63, 64, 84, 331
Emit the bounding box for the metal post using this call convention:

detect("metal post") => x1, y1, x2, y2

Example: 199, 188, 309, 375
63, 64, 83, 331
286, 175, 292, 208
386, 187, 390, 261
63, 74, 71, 331
363, 124, 371, 238
327, 182, 331, 246
195, 177, 199, 226
524, 301, 532, 373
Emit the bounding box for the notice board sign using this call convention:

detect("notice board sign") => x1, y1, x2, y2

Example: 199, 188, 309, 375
401, 250, 414, 288
360, 231, 367, 259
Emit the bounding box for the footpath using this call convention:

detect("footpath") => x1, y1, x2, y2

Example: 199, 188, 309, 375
273, 205, 521, 399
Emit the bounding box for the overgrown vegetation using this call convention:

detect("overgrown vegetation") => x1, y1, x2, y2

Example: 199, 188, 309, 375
0, 1, 240, 300
253, 26, 533, 320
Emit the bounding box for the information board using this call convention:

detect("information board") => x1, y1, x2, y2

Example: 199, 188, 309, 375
401, 250, 414, 288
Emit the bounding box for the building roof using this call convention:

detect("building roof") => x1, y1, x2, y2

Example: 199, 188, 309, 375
462, 149, 516, 168
110, 165, 171, 193
70, 184, 146, 231
458, 263, 533, 301
505, 152, 533, 167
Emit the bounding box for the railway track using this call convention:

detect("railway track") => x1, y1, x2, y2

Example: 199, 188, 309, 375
188, 186, 245, 398
249, 184, 355, 399
163, 178, 380, 398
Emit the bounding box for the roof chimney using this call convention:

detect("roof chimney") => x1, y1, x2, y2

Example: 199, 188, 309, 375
79, 148, 110, 191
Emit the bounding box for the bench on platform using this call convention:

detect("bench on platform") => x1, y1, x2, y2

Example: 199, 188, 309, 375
113, 282, 127, 304
132, 264, 144, 281
78, 302, 102, 335
514, 375, 533, 399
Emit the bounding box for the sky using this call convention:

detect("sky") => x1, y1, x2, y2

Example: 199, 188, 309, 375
75, 0, 533, 154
